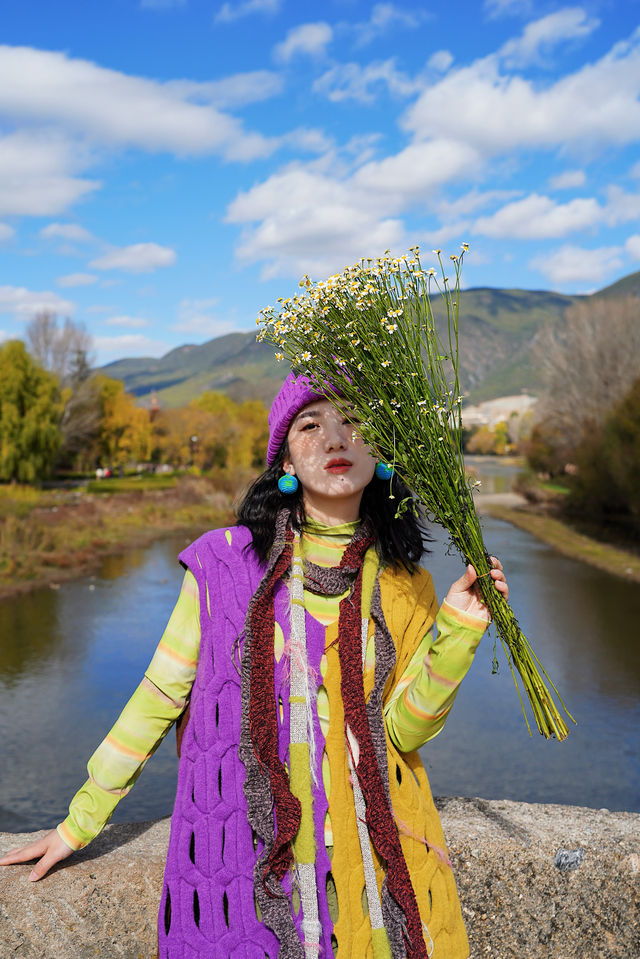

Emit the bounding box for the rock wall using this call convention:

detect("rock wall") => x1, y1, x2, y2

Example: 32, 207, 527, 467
1, 798, 638, 958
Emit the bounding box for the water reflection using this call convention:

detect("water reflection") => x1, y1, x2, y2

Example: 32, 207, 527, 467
0, 539, 189, 833
0, 589, 67, 686
99, 552, 141, 581
465, 455, 523, 495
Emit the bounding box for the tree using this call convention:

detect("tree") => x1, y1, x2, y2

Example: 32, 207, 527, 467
465, 421, 511, 455
194, 392, 268, 471
567, 375, 640, 533
26, 312, 94, 384
152, 406, 218, 470
534, 295, 640, 467
94, 376, 152, 468
0, 341, 63, 482
59, 377, 102, 470
232, 399, 269, 469
150, 392, 269, 474
25, 312, 101, 469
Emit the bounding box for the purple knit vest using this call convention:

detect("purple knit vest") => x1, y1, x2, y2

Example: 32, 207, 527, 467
158, 526, 334, 958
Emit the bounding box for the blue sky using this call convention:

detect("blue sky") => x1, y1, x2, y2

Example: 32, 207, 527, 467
2, 0, 639, 364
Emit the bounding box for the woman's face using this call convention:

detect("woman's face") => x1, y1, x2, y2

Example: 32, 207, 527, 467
282, 398, 377, 524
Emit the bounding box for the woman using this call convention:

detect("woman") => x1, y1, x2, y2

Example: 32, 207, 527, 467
1, 372, 508, 958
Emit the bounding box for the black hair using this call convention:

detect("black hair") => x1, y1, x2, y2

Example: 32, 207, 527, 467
236, 442, 432, 571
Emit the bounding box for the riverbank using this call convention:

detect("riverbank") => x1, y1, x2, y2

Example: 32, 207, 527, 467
479, 495, 640, 584
3, 472, 639, 599
1, 799, 637, 958
0, 477, 235, 601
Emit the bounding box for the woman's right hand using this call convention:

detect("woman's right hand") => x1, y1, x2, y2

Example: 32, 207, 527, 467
0, 829, 74, 881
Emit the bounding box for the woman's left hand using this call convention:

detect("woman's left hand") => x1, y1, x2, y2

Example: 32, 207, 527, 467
443, 556, 508, 622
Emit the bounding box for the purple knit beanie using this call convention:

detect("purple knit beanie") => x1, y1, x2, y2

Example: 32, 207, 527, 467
267, 371, 343, 465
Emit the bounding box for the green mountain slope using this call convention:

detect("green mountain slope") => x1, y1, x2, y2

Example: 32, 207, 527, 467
101, 333, 285, 407
443, 287, 577, 401
593, 269, 640, 299
100, 272, 639, 408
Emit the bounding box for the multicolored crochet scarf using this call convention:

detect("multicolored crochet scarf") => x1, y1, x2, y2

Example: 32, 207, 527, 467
238, 510, 430, 958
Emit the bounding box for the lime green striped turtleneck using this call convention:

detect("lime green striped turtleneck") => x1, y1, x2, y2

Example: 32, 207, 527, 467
299, 517, 359, 625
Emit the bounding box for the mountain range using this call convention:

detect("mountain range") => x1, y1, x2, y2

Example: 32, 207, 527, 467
100, 270, 640, 409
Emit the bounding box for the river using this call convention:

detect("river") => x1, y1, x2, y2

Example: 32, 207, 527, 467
1, 458, 638, 832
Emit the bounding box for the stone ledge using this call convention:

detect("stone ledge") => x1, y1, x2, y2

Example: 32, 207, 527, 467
0, 798, 638, 958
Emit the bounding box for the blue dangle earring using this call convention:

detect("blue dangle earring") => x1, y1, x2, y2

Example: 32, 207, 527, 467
278, 472, 299, 494
375, 461, 394, 480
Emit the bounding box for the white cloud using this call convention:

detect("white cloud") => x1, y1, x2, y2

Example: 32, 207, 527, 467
90, 243, 177, 273
549, 169, 586, 189
0, 285, 75, 317
604, 186, 640, 225
0, 48, 284, 219
40, 222, 95, 243
474, 193, 602, 239
220, 25, 640, 282
530, 244, 624, 287
280, 127, 333, 154
173, 297, 237, 336
227, 139, 481, 278
94, 333, 170, 361
105, 315, 150, 328
499, 8, 600, 67
57, 273, 98, 288
0, 130, 99, 217
0, 46, 275, 162
436, 188, 520, 220
484, 0, 532, 18
625, 234, 640, 260
403, 28, 640, 154
0, 223, 15, 242
423, 221, 474, 248
227, 166, 408, 279
342, 133, 383, 166
631, 160, 640, 178
182, 71, 284, 109
350, 139, 481, 206
352, 4, 425, 47
428, 50, 454, 73
274, 23, 333, 63
215, 0, 280, 23
313, 59, 420, 103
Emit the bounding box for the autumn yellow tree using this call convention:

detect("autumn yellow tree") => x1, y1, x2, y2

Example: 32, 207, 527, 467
194, 392, 268, 471
151, 406, 216, 469
94, 375, 152, 468
227, 399, 269, 470
151, 392, 268, 474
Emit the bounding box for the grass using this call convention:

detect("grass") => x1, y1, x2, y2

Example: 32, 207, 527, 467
484, 503, 640, 583
86, 474, 178, 494
0, 476, 236, 598
539, 481, 571, 496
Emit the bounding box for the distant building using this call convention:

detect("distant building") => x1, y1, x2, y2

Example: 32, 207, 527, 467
462, 394, 537, 429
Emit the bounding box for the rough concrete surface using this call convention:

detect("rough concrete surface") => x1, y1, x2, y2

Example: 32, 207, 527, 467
0, 799, 638, 959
